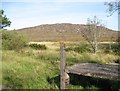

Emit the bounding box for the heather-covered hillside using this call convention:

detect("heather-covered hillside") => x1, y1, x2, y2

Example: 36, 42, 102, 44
17, 23, 118, 42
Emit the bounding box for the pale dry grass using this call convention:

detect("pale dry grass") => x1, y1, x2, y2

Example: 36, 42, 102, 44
86, 53, 118, 64
29, 41, 119, 64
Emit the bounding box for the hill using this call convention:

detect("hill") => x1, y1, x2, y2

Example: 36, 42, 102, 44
17, 23, 118, 42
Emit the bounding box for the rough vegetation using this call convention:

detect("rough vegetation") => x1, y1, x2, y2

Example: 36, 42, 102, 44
17, 23, 118, 42
2, 30, 27, 50
2, 42, 119, 90
1, 29, 119, 90
1, 5, 119, 90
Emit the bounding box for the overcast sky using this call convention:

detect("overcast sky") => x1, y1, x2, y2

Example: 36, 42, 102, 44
1, 0, 118, 30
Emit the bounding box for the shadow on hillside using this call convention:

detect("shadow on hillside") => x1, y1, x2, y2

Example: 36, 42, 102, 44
47, 74, 119, 90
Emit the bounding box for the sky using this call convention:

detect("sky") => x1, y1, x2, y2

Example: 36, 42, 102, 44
1, 0, 118, 30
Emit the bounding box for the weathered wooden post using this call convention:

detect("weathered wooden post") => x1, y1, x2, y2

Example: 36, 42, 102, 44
60, 42, 66, 89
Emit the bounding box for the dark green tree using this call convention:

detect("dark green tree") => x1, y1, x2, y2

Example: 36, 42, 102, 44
0, 9, 11, 29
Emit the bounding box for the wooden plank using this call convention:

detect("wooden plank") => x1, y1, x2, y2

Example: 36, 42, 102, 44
60, 42, 66, 89
67, 63, 119, 80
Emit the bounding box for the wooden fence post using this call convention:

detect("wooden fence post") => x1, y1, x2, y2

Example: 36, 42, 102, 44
60, 42, 66, 89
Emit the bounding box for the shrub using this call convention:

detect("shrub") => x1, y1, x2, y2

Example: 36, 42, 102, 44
65, 43, 91, 53
111, 44, 120, 54
74, 44, 91, 53
99, 43, 120, 54
99, 44, 111, 53
2, 30, 27, 50
29, 43, 47, 50
65, 46, 74, 51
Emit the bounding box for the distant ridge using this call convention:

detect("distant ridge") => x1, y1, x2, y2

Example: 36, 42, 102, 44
17, 23, 118, 42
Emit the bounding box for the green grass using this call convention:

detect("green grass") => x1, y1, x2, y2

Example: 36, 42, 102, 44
2, 50, 59, 89
2, 42, 119, 89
